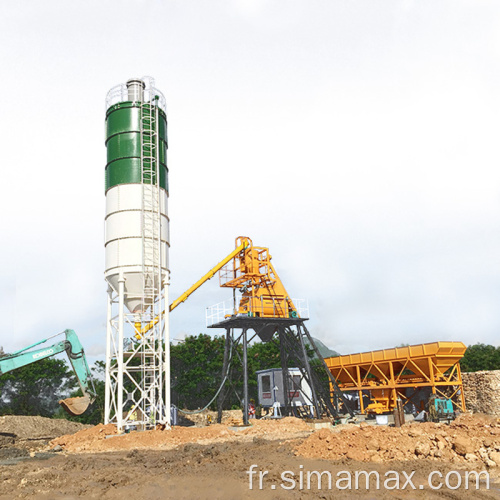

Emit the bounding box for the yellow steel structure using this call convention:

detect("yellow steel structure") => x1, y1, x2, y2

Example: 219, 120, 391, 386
170, 239, 250, 313
135, 236, 297, 338
219, 236, 298, 318
325, 341, 466, 414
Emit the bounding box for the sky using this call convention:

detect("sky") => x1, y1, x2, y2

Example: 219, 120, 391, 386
0, 0, 499, 365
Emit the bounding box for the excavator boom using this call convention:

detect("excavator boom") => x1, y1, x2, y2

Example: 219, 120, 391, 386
0, 329, 95, 416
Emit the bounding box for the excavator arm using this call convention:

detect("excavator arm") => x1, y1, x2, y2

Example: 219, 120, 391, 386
0, 340, 69, 374
58, 329, 96, 416
0, 329, 96, 416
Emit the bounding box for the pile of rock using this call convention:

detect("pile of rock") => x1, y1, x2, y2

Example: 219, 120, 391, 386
462, 370, 500, 416
181, 409, 243, 426
295, 413, 500, 467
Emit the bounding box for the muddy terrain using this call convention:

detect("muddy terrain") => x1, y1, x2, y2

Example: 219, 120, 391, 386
0, 414, 499, 499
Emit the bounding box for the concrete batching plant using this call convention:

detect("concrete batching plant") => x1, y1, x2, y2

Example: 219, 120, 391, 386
104, 77, 170, 430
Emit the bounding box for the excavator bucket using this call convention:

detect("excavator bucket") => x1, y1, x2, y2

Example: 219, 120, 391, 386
59, 395, 91, 416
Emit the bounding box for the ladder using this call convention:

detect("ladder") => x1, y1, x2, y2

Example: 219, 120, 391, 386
139, 90, 163, 425
140, 94, 162, 338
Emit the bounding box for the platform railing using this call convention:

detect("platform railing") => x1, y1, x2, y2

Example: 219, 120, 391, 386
293, 298, 309, 318
105, 76, 167, 112
206, 299, 238, 327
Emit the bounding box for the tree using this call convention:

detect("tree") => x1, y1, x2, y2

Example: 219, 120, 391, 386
460, 344, 500, 372
0, 357, 77, 417
170, 334, 226, 409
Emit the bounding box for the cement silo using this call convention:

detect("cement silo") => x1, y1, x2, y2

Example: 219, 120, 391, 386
104, 77, 170, 430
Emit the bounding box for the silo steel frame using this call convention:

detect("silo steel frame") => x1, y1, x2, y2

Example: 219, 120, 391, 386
104, 77, 170, 431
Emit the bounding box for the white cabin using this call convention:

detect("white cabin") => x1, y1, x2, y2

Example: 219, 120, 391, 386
256, 368, 312, 408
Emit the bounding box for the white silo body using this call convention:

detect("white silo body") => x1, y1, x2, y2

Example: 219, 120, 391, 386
104, 184, 169, 313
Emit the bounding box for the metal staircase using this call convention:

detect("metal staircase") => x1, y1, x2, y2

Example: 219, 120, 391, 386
138, 91, 163, 423
140, 100, 160, 315
274, 322, 355, 419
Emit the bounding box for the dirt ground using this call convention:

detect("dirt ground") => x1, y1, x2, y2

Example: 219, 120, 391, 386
1, 414, 500, 499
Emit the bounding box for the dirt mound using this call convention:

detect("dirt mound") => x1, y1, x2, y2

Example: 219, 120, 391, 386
296, 414, 500, 467
0, 415, 90, 441
242, 416, 311, 437
51, 423, 237, 452
0, 415, 92, 454
46, 413, 500, 471
50, 416, 311, 453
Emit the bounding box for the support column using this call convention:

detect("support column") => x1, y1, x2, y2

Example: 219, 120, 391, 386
356, 365, 363, 414
104, 286, 113, 424
242, 327, 249, 426
117, 272, 125, 432
297, 324, 320, 418
428, 357, 436, 394
301, 322, 354, 418
456, 363, 466, 412
279, 328, 290, 415
163, 273, 171, 426
389, 361, 397, 410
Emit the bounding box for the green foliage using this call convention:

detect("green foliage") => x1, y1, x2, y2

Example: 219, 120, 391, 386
170, 333, 317, 411
0, 332, 334, 420
246, 340, 282, 401
0, 357, 77, 417
247, 339, 282, 370
171, 334, 226, 409
460, 343, 500, 372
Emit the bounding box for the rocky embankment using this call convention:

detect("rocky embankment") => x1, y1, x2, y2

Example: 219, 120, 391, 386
296, 414, 500, 467
462, 370, 500, 417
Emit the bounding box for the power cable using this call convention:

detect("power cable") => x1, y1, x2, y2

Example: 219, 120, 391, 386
177, 335, 234, 415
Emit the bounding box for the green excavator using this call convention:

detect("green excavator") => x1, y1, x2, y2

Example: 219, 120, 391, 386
0, 329, 96, 416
